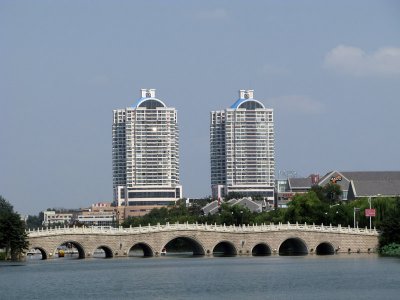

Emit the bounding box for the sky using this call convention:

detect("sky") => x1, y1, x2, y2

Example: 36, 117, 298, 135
1, 0, 400, 215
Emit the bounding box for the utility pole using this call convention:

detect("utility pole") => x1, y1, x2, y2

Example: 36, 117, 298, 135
368, 197, 372, 231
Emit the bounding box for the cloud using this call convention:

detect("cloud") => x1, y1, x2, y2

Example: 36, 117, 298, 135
196, 8, 228, 20
267, 95, 324, 115
324, 45, 400, 77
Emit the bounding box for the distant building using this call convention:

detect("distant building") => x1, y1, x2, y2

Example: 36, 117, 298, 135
112, 89, 182, 216
42, 210, 73, 226
77, 202, 117, 227
275, 175, 318, 207
227, 197, 268, 213
210, 90, 275, 201
319, 171, 400, 200
201, 197, 267, 215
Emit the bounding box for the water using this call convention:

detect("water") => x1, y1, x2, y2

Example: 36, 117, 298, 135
1, 255, 400, 299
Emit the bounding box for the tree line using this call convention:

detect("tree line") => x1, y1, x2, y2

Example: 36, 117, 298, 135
122, 184, 400, 255
2, 182, 400, 260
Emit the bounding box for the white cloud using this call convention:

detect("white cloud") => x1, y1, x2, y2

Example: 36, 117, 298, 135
196, 8, 228, 20
324, 45, 400, 77
267, 95, 324, 115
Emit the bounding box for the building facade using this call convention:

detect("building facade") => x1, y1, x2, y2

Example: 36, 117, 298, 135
210, 90, 275, 201
42, 211, 73, 226
112, 89, 182, 215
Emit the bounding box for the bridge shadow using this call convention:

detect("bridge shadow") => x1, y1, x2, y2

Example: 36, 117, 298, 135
92, 246, 113, 258
161, 237, 205, 257
26, 247, 47, 260
129, 243, 154, 258
212, 241, 237, 257
279, 238, 308, 256
252, 243, 272, 256
315, 242, 335, 255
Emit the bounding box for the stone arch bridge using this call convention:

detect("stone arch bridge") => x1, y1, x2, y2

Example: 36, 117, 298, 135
27, 222, 379, 259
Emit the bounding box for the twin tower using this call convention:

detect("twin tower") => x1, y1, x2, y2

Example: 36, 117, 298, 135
112, 89, 275, 214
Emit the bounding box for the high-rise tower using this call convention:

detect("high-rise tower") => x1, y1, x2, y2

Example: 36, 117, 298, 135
210, 90, 275, 200
112, 89, 182, 214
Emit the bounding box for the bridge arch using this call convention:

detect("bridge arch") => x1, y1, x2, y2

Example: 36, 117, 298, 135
252, 243, 272, 256
28, 246, 48, 260
279, 237, 308, 256
92, 245, 114, 258
212, 241, 237, 257
315, 242, 335, 255
55, 241, 85, 259
129, 242, 154, 257
162, 235, 206, 256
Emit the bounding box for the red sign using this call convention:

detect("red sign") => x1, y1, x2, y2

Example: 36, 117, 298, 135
365, 209, 376, 217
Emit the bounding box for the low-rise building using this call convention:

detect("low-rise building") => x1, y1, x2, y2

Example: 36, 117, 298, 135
201, 197, 267, 215
318, 171, 400, 200
42, 210, 73, 226
275, 174, 319, 207
77, 202, 122, 227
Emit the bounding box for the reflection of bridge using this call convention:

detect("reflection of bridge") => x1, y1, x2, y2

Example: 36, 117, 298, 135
27, 222, 379, 259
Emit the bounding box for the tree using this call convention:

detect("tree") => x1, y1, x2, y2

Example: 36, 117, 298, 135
311, 183, 342, 204
285, 191, 327, 224
322, 183, 342, 204
26, 215, 43, 230
0, 196, 29, 260
379, 197, 400, 248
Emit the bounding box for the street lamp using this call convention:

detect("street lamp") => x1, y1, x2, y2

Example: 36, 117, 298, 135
240, 210, 243, 226
353, 207, 360, 228
368, 197, 372, 230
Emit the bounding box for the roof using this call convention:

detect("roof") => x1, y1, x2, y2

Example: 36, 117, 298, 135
132, 97, 166, 109
341, 171, 400, 181
288, 177, 313, 189
321, 171, 400, 198
201, 200, 220, 215
230, 98, 265, 109
201, 197, 265, 215
318, 171, 351, 191
228, 197, 264, 213
346, 171, 400, 197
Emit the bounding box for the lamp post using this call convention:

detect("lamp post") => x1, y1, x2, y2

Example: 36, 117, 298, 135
353, 207, 360, 228
240, 210, 243, 226
368, 197, 372, 231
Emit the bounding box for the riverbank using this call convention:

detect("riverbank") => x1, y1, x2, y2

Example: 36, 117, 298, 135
379, 243, 400, 257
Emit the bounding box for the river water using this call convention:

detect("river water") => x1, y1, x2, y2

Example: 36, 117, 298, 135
1, 254, 399, 299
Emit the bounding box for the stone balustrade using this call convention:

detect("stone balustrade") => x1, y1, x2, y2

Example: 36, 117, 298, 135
27, 222, 379, 237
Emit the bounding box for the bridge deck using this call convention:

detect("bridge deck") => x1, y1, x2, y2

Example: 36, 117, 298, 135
27, 222, 379, 237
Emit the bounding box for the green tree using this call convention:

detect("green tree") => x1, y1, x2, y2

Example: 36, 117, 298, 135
26, 215, 43, 230
284, 191, 327, 224
311, 183, 342, 204
0, 196, 29, 260
379, 197, 400, 248
322, 183, 342, 204
254, 208, 286, 224
326, 203, 353, 227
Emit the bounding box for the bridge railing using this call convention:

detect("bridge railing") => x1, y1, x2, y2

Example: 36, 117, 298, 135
27, 222, 379, 237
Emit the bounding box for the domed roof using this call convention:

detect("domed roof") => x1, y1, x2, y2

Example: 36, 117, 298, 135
230, 98, 265, 109
132, 97, 166, 109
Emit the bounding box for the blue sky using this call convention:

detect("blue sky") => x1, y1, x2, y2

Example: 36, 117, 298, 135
1, 1, 399, 215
